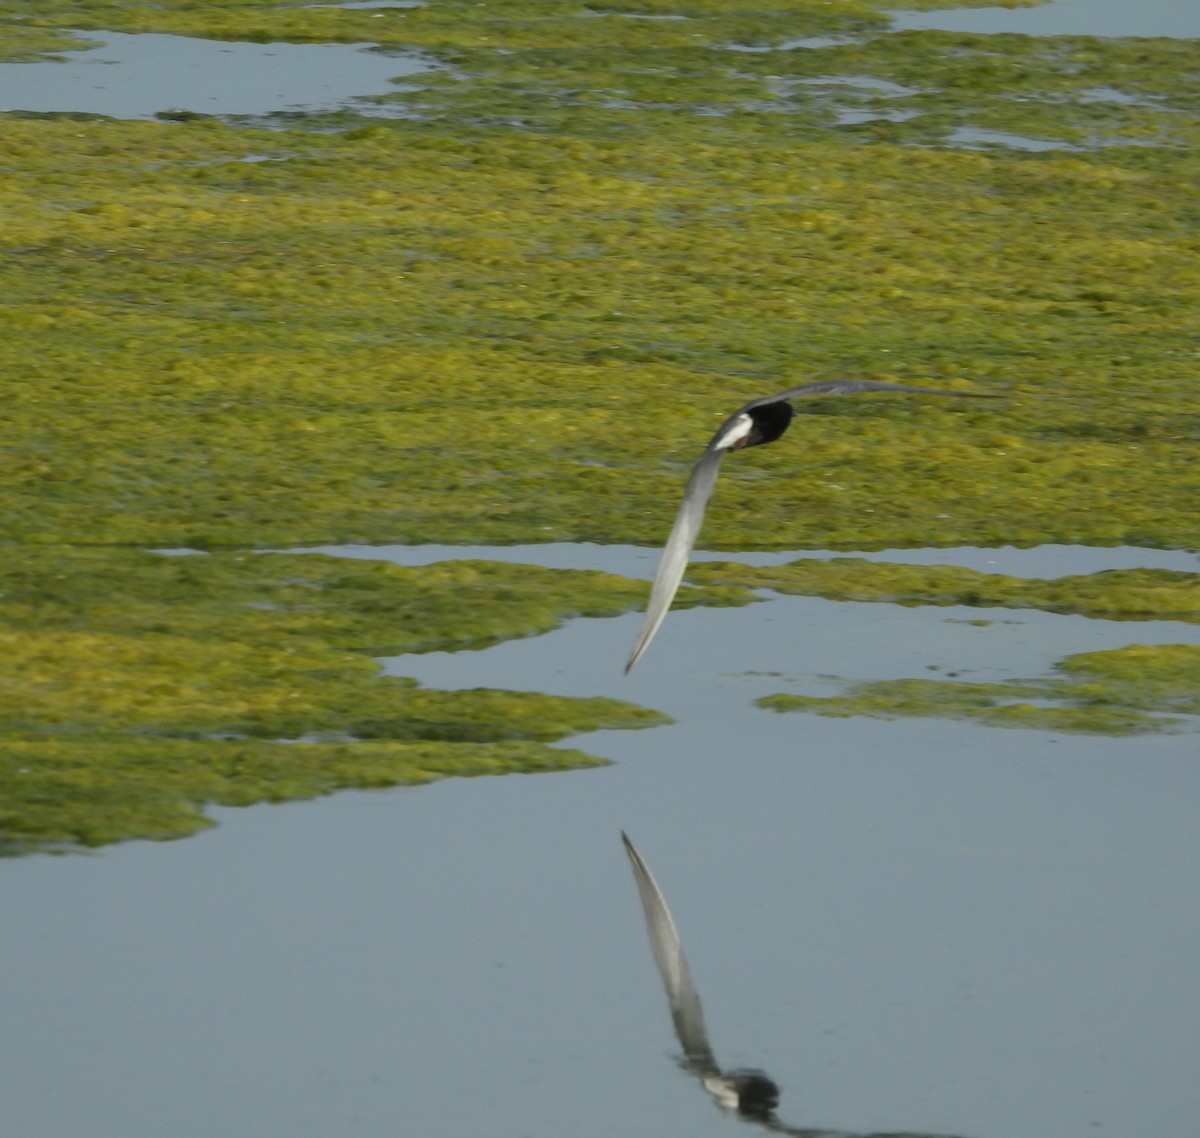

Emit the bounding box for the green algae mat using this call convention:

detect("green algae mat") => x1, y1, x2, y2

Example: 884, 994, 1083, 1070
691, 559, 1200, 733
4, 0, 1200, 550
3, 0, 1199, 850
0, 548, 688, 852
758, 641, 1200, 736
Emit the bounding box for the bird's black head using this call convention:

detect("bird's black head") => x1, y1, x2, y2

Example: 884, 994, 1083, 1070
744, 401, 793, 449
728, 1069, 781, 1119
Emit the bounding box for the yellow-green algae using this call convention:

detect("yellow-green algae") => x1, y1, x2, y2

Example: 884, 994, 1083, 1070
688, 558, 1200, 622
0, 23, 97, 61
759, 643, 1200, 735
0, 736, 607, 854
2, 1, 1199, 550
0, 548, 681, 853
3, 0, 1200, 847
708, 560, 1200, 731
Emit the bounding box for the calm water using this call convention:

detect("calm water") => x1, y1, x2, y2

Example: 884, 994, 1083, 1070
3, 540, 1199, 1138
1, 0, 1196, 124
890, 0, 1200, 38
0, 30, 432, 119
286, 539, 1200, 578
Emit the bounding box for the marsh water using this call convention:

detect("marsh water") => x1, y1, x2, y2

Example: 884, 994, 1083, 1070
4, 3, 1200, 1136
4, 538, 1200, 1138
889, 0, 1200, 38
2, 0, 1197, 124
0, 30, 433, 119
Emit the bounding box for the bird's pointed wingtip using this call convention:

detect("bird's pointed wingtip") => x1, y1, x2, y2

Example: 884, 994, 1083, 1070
624, 641, 645, 674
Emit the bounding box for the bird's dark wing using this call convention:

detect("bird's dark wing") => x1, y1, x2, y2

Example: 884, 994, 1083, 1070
753, 1122, 854, 1138
622, 832, 720, 1075
737, 378, 993, 415
625, 379, 992, 672
625, 444, 727, 674
756, 1123, 970, 1138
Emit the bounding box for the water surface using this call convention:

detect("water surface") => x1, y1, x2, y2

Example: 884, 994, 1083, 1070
5, 0, 1197, 126
288, 539, 1200, 579
3, 541, 1198, 1138
0, 30, 432, 119
889, 0, 1200, 38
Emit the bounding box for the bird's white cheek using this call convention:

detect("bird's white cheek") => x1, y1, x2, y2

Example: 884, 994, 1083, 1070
702, 1076, 741, 1110
713, 413, 753, 451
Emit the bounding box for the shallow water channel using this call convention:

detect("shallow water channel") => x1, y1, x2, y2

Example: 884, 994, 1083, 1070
889, 0, 1200, 38
3, 540, 1199, 1138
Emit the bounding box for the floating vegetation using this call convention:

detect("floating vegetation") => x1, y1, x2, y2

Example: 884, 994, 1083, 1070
0, 548, 683, 853
726, 558, 1200, 732
688, 559, 1200, 622
0, 735, 607, 854
758, 643, 1200, 735
0, 23, 97, 63
1, 2, 1199, 552
2, 0, 1199, 848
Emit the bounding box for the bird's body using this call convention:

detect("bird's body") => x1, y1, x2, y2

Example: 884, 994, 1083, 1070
624, 379, 990, 672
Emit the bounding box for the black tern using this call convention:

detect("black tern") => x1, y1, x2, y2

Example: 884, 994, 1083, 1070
624, 379, 991, 672
621, 831, 973, 1138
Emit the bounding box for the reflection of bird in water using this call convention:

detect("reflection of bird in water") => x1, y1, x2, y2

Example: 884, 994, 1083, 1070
621, 832, 974, 1138
624, 380, 992, 672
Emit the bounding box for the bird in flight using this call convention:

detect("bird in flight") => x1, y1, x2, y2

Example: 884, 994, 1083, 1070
624, 379, 990, 672
620, 831, 972, 1137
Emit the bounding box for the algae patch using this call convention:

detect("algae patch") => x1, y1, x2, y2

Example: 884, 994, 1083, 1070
2, 0, 1199, 805
758, 643, 1200, 735
0, 734, 605, 854
2, 3, 1200, 551
688, 558, 1200, 623
716, 558, 1200, 734
0, 548, 681, 853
